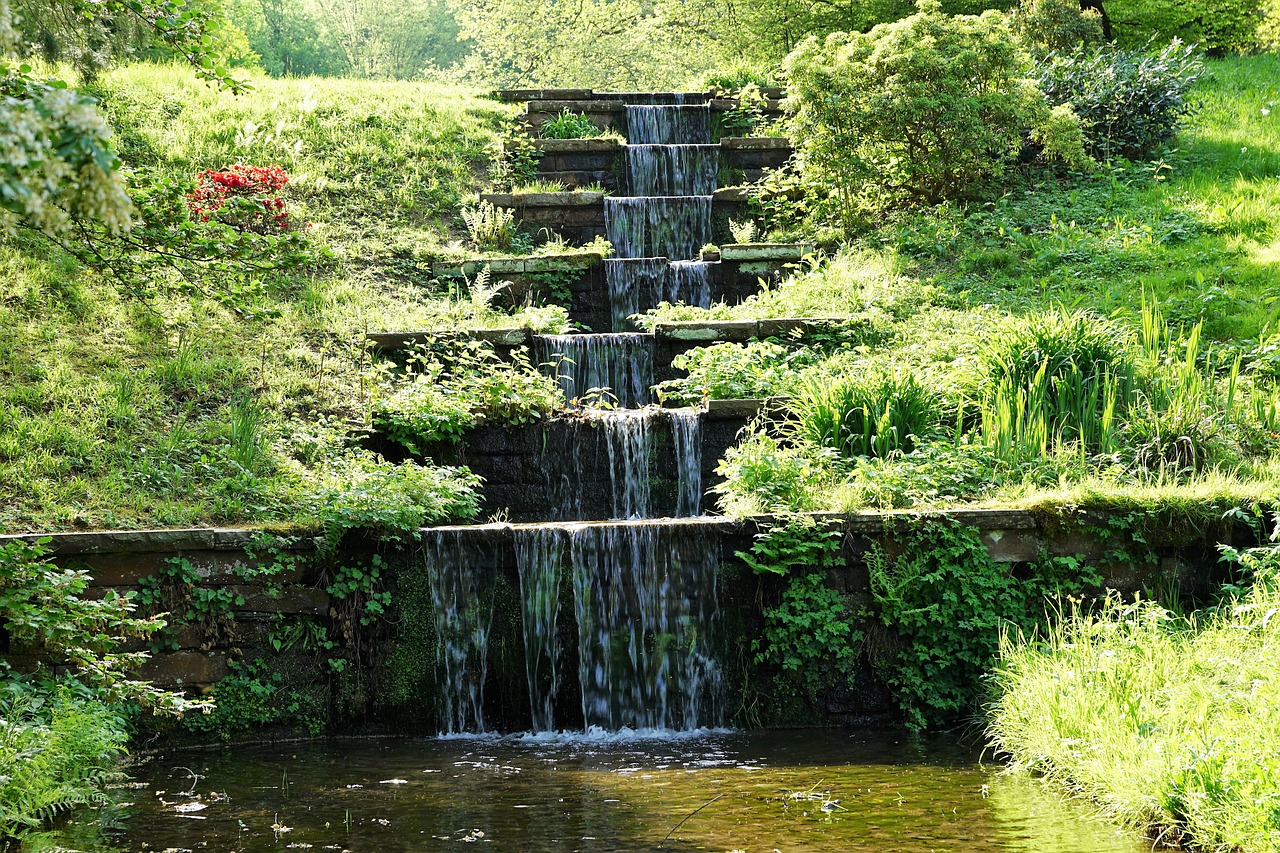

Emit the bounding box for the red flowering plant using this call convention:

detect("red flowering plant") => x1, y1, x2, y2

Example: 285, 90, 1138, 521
187, 164, 293, 232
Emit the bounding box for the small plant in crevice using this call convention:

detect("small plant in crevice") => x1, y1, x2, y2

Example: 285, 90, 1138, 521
538, 110, 604, 140
738, 520, 863, 705
462, 198, 518, 252
135, 557, 245, 652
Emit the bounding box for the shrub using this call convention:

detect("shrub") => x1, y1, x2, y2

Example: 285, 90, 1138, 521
1009, 0, 1105, 57
713, 432, 833, 515
788, 370, 944, 460
783, 0, 1086, 219
186, 164, 293, 232
1035, 41, 1204, 159
538, 110, 603, 139
652, 340, 796, 406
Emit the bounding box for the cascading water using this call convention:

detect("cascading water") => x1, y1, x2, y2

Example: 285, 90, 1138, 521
625, 104, 711, 145
570, 522, 721, 731
669, 409, 703, 518
664, 260, 712, 310
604, 196, 712, 260
514, 528, 565, 733
423, 530, 495, 734
626, 144, 720, 196
603, 410, 653, 520
605, 258, 713, 330
535, 333, 653, 408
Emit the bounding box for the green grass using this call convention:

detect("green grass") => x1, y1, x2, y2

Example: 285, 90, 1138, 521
989, 544, 1280, 851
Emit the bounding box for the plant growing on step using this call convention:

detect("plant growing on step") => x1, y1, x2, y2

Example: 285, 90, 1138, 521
729, 218, 759, 244
539, 109, 603, 139
717, 84, 771, 138
653, 340, 798, 406
312, 451, 481, 554
462, 198, 518, 252
737, 520, 863, 704
135, 556, 245, 652
373, 341, 564, 455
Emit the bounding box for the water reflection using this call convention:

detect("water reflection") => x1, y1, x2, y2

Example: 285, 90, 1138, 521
38, 729, 1144, 853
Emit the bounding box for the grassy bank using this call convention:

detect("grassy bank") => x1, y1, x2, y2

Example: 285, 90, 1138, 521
0, 65, 519, 533
989, 543, 1280, 851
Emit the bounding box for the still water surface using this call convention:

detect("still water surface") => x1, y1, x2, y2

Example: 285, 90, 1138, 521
48, 729, 1145, 852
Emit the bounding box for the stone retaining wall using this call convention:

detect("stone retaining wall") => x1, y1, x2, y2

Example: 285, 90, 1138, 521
523, 137, 792, 192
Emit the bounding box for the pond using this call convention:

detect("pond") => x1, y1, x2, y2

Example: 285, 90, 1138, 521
43, 729, 1145, 852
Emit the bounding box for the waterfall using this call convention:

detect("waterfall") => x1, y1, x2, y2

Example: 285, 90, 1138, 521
669, 410, 702, 518
664, 260, 712, 310
514, 528, 564, 733
424, 530, 494, 734
535, 333, 654, 408
603, 410, 653, 520
605, 197, 712, 260
569, 522, 721, 731
605, 257, 668, 330
625, 105, 711, 145
626, 144, 720, 196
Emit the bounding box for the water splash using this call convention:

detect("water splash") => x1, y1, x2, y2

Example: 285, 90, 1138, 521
569, 522, 721, 731
664, 260, 712, 310
535, 333, 654, 408
626, 105, 712, 145
424, 530, 495, 734
669, 409, 702, 518
626, 144, 720, 196
605, 196, 712, 260
514, 528, 565, 733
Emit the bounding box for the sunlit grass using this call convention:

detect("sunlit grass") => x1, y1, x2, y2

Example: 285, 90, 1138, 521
990, 545, 1280, 851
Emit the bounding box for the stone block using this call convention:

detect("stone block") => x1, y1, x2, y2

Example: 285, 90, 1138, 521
704, 399, 767, 419
495, 88, 594, 102
231, 585, 330, 615
137, 651, 230, 687
720, 136, 793, 150
535, 138, 619, 154
654, 320, 758, 342
981, 530, 1042, 563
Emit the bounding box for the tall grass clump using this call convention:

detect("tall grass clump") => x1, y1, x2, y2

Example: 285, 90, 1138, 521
789, 370, 943, 460
990, 542, 1280, 851
977, 308, 1135, 462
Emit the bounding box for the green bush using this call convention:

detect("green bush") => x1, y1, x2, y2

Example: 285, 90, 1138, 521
783, 0, 1086, 219
713, 432, 833, 515
1009, 0, 1105, 57
653, 341, 796, 405
1035, 41, 1204, 159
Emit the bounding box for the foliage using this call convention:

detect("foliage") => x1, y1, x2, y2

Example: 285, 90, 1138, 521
869, 518, 1100, 728
1104, 0, 1264, 55
538, 110, 603, 139
788, 370, 944, 460
990, 544, 1280, 850
1035, 41, 1204, 160
1008, 0, 1104, 58
461, 199, 517, 252
326, 554, 390, 626
653, 341, 794, 406
783, 0, 1085, 223
180, 657, 325, 740
312, 452, 480, 552
373, 341, 564, 452
0, 690, 129, 839
714, 432, 835, 516
737, 520, 863, 702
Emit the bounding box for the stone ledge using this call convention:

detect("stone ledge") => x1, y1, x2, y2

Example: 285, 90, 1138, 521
527, 100, 627, 114
481, 191, 607, 207
0, 528, 314, 555
496, 88, 594, 102
434, 251, 605, 278
720, 243, 812, 262
367, 329, 530, 352
710, 98, 785, 112
720, 136, 792, 150
653, 318, 841, 342
533, 138, 621, 154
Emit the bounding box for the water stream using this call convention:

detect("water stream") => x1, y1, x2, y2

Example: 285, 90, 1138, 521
41, 731, 1150, 852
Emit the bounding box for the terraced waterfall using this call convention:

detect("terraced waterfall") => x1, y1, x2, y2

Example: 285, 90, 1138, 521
428, 99, 723, 734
